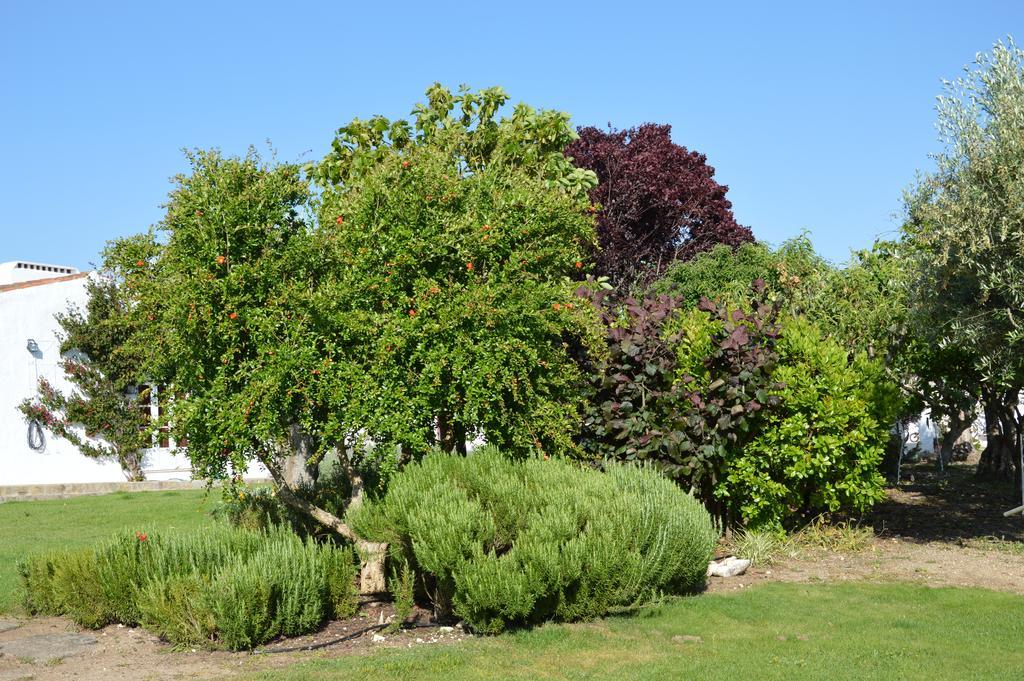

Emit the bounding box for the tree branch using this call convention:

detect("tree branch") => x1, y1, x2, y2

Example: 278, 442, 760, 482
267, 466, 358, 543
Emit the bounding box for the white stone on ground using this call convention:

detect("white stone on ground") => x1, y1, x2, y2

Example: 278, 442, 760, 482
707, 556, 751, 577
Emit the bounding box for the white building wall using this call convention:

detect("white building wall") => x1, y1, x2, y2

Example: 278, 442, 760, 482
0, 272, 195, 484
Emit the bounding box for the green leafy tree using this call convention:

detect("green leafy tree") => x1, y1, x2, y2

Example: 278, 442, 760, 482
102, 149, 398, 589
18, 276, 153, 480
308, 84, 600, 458
103, 85, 600, 590
903, 39, 1024, 489
654, 237, 830, 315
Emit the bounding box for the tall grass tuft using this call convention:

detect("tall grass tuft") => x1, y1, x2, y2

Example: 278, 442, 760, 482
728, 528, 789, 566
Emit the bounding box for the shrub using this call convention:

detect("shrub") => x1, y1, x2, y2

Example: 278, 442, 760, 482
19, 526, 358, 651
575, 281, 782, 520
348, 447, 717, 634
387, 562, 415, 633
721, 317, 888, 530
137, 574, 213, 647
18, 549, 108, 628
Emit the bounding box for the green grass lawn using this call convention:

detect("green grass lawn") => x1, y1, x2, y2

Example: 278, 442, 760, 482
258, 582, 1024, 681
0, 489, 217, 613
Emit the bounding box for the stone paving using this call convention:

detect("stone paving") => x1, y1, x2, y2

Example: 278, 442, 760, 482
0, 631, 97, 663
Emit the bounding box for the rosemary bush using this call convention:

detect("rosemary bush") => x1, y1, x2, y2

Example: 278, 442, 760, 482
18, 525, 357, 650
349, 446, 717, 633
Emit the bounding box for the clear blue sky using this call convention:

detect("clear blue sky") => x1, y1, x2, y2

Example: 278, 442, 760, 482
2, 1, 1021, 271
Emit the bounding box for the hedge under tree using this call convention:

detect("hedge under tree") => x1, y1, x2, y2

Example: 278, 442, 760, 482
566, 123, 753, 290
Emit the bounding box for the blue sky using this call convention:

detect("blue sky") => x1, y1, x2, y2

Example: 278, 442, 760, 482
2, 1, 1021, 271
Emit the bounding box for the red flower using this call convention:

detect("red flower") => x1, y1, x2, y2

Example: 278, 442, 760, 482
229, 312, 238, 320
466, 263, 473, 271
401, 160, 410, 168
135, 260, 145, 267
135, 532, 148, 542
575, 261, 583, 269
335, 216, 344, 225
408, 309, 417, 316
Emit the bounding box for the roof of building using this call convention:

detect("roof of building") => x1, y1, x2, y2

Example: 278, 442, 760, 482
0, 261, 81, 286
0, 271, 90, 294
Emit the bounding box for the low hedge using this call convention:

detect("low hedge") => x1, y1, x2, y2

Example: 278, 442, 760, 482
348, 446, 718, 633
18, 525, 357, 650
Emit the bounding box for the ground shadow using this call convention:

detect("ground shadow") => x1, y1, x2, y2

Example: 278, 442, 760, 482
866, 462, 1023, 543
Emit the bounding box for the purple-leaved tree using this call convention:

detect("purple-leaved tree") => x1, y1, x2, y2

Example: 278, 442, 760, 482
567, 124, 753, 289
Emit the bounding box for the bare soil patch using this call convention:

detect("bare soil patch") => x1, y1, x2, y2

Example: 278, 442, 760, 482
707, 537, 1024, 596
0, 602, 469, 681
708, 461, 1024, 596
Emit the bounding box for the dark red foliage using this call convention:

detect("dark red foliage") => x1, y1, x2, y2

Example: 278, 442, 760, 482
566, 124, 753, 287
574, 278, 782, 522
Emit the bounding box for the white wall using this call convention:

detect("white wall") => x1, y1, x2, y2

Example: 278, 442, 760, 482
0, 274, 195, 484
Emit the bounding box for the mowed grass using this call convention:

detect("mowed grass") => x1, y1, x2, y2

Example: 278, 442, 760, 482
257, 582, 1024, 681
0, 489, 217, 613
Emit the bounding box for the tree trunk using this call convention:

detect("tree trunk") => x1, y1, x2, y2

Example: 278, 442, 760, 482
339, 454, 388, 594
280, 423, 318, 488
270, 473, 389, 594
270, 430, 388, 595
977, 391, 1019, 484
453, 421, 467, 456
121, 451, 146, 482
438, 411, 454, 453
438, 412, 467, 454
358, 540, 388, 594
939, 411, 971, 466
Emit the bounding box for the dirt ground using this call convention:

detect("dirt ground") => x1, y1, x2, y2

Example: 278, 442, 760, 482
2, 462, 1022, 681
709, 461, 1024, 596
0, 603, 467, 681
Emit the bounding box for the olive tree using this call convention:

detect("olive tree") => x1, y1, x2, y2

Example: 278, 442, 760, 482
904, 39, 1024, 490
